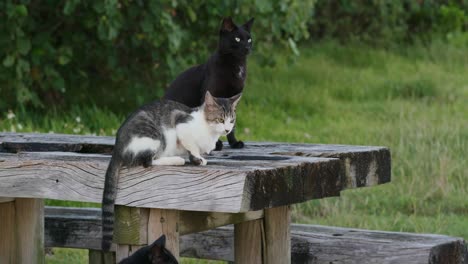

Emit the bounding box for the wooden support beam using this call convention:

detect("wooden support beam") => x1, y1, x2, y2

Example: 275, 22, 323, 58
180, 210, 263, 235
0, 198, 44, 264
88, 250, 115, 264
0, 201, 16, 264
147, 209, 180, 261
234, 219, 263, 263
263, 206, 291, 264
113, 207, 180, 262
114, 206, 149, 245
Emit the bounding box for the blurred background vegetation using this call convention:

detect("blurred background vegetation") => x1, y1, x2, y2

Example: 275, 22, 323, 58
1, 0, 467, 112
1, 0, 467, 263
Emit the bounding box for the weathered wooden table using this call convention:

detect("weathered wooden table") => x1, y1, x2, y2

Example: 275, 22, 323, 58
0, 132, 391, 264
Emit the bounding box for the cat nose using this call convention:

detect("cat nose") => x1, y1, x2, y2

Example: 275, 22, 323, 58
225, 129, 230, 133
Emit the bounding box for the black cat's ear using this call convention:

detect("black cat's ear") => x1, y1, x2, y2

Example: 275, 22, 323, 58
154, 235, 166, 247
242, 17, 255, 32
229, 93, 242, 109
150, 235, 166, 257
220, 17, 237, 32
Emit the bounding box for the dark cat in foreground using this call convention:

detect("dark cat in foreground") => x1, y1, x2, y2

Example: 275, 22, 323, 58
164, 16, 254, 151
119, 235, 178, 264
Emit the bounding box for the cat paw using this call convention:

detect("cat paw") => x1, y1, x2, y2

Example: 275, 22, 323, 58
230, 140, 245, 149
215, 140, 223, 151
189, 155, 207, 166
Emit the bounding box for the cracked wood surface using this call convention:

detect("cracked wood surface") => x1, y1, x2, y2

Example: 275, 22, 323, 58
0, 133, 390, 212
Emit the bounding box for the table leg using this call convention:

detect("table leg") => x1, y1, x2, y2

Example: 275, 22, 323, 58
148, 209, 180, 260
263, 206, 291, 264
0, 198, 44, 264
234, 219, 263, 264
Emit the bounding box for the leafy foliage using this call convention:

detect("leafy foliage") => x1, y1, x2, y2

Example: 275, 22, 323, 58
0, 0, 316, 112
311, 0, 468, 45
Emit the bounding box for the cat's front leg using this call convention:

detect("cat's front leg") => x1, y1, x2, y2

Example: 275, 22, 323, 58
227, 126, 244, 149
180, 140, 207, 165
188, 151, 207, 166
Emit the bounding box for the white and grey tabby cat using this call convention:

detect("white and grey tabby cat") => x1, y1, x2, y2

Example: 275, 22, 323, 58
101, 91, 242, 251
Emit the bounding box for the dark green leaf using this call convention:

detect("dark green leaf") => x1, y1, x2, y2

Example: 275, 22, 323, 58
3, 55, 15, 67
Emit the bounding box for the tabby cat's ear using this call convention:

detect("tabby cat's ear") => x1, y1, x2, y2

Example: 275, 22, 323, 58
220, 17, 237, 32
229, 93, 242, 109
243, 18, 255, 32
204, 91, 219, 108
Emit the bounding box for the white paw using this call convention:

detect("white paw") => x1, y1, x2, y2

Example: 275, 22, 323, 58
173, 157, 186, 166
201, 157, 207, 166
152, 157, 185, 166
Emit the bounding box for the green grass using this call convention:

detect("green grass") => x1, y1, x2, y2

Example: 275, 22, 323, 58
2, 38, 468, 263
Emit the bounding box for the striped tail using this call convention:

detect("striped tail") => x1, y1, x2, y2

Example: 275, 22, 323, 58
101, 155, 122, 251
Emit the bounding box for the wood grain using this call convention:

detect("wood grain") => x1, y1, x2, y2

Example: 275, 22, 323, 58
88, 250, 115, 264
234, 219, 263, 264
0, 133, 391, 212
147, 209, 180, 261
15, 198, 45, 264
44, 207, 468, 263
0, 201, 16, 264
114, 206, 149, 245
0, 199, 45, 264
263, 206, 291, 264
0, 151, 346, 212
179, 210, 263, 235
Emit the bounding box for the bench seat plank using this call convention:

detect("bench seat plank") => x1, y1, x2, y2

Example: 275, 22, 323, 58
44, 207, 467, 264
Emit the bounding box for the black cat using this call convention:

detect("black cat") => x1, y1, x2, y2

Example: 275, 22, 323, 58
163, 17, 254, 150
119, 235, 178, 264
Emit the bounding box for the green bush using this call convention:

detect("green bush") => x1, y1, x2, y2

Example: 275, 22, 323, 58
311, 0, 468, 44
0, 0, 315, 112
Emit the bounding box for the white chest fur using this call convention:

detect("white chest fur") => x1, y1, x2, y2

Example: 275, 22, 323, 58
176, 111, 221, 155
238, 66, 244, 79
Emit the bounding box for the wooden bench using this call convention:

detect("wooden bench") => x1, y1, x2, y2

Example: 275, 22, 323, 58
44, 206, 468, 263
0, 132, 393, 263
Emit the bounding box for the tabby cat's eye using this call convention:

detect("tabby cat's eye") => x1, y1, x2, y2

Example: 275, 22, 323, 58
216, 118, 224, 123
248, 38, 251, 43
230, 119, 235, 123
235, 37, 240, 42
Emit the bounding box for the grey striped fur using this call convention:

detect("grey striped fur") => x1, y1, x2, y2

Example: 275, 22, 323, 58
101, 100, 194, 251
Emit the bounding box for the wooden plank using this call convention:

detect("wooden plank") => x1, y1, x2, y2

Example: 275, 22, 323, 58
114, 206, 149, 245
45, 207, 103, 250
43, 207, 468, 263
234, 219, 263, 263
88, 250, 115, 264
0, 151, 346, 212
0, 132, 114, 154
0, 197, 14, 203
14, 198, 45, 264
263, 206, 291, 264
0, 132, 391, 191
179, 210, 263, 235
147, 209, 180, 261
219, 142, 391, 189
0, 201, 16, 264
